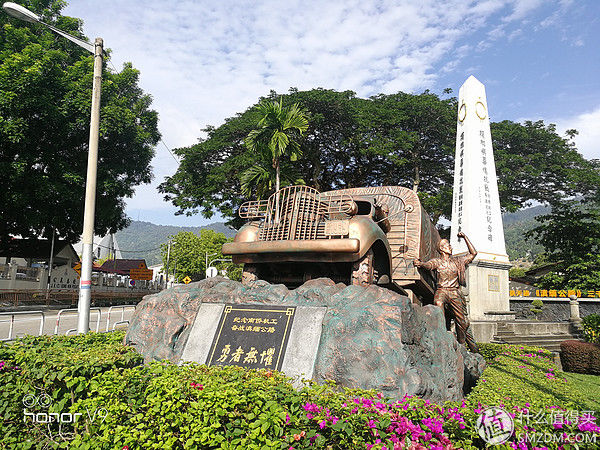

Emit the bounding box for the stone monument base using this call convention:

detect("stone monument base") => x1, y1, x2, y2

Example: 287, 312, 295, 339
466, 259, 512, 321
126, 277, 485, 403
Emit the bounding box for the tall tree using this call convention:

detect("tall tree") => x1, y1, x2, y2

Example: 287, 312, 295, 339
492, 121, 598, 211
0, 0, 160, 245
160, 229, 241, 282
243, 98, 308, 196
527, 197, 600, 290
159, 88, 599, 228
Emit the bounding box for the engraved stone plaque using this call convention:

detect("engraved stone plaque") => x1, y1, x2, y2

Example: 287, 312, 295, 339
206, 304, 296, 371
487, 274, 499, 292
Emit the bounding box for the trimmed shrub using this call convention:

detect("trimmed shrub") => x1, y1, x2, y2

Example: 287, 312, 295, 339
560, 339, 600, 375
582, 313, 600, 344
0, 332, 143, 447
530, 298, 544, 318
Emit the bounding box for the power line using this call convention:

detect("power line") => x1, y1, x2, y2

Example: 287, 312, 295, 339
105, 59, 179, 165
94, 242, 162, 253
161, 139, 179, 163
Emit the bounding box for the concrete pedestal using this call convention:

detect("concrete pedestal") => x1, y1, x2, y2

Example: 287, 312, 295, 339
465, 259, 512, 321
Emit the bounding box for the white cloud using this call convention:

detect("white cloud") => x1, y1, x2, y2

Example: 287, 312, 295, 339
557, 107, 600, 161
61, 0, 557, 224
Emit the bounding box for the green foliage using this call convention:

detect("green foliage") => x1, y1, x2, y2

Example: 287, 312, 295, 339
114, 220, 235, 266
582, 314, 600, 344
243, 98, 309, 197
509, 266, 526, 278
477, 342, 554, 363
529, 199, 600, 290
530, 298, 544, 316
467, 346, 587, 437
2, 335, 599, 449
0, 1, 160, 245
0, 331, 142, 447
492, 121, 600, 213
161, 229, 242, 282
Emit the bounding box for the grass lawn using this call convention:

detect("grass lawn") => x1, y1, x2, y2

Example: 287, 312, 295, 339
563, 371, 600, 412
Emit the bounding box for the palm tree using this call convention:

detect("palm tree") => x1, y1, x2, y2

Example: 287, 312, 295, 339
240, 161, 305, 200
244, 98, 309, 196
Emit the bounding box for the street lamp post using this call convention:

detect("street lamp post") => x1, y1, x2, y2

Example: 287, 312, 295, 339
2, 2, 103, 333
207, 258, 232, 278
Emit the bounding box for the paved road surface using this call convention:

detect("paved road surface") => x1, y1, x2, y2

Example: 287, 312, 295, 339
0, 306, 136, 341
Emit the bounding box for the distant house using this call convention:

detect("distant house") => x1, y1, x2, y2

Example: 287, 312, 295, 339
0, 238, 79, 267
0, 238, 79, 290
72, 233, 123, 261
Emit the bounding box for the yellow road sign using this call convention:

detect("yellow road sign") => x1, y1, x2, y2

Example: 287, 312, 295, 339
183, 276, 192, 284
72, 262, 81, 277
130, 268, 153, 280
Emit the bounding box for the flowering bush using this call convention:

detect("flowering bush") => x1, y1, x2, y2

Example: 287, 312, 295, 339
1, 333, 599, 449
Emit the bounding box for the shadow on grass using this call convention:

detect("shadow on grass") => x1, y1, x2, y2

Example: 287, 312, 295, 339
480, 353, 581, 409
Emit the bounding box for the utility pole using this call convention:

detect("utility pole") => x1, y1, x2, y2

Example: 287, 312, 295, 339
46, 227, 55, 301
165, 240, 171, 289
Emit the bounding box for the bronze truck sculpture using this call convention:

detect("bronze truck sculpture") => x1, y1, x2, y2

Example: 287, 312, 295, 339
222, 185, 441, 303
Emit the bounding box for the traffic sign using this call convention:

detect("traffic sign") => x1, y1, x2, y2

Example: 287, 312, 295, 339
205, 266, 218, 278
130, 268, 153, 280
183, 276, 192, 284
72, 262, 81, 277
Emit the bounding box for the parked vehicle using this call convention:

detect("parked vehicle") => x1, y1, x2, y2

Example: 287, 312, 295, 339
222, 185, 441, 303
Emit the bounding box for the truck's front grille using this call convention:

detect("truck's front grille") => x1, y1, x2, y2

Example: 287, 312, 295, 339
255, 186, 352, 241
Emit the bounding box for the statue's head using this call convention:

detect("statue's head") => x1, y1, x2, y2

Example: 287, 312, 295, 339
438, 239, 452, 255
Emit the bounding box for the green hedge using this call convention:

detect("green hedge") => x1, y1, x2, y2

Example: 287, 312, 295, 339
1, 334, 599, 449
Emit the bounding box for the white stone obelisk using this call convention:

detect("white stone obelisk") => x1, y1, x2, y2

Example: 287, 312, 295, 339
450, 76, 512, 324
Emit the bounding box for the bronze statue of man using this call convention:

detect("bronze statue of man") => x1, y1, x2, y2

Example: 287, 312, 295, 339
414, 232, 479, 353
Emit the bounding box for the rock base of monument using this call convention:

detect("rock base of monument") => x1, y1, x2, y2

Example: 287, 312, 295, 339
125, 277, 485, 403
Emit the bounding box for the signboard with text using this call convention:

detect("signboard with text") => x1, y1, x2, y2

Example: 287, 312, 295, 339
129, 268, 153, 280
207, 304, 296, 371
510, 289, 600, 299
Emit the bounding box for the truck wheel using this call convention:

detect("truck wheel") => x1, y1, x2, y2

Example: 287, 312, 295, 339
351, 249, 374, 286
242, 264, 259, 285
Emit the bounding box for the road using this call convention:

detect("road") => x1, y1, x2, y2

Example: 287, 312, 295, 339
0, 306, 136, 341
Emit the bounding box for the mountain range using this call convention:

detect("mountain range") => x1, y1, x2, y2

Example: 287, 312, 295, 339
115, 221, 236, 266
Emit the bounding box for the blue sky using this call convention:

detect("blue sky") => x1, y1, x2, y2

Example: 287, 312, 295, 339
62, 0, 600, 227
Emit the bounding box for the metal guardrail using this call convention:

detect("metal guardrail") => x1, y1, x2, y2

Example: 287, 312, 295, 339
0, 310, 45, 341
64, 328, 77, 336
0, 289, 157, 308
111, 320, 130, 331
105, 305, 136, 332
54, 308, 101, 334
